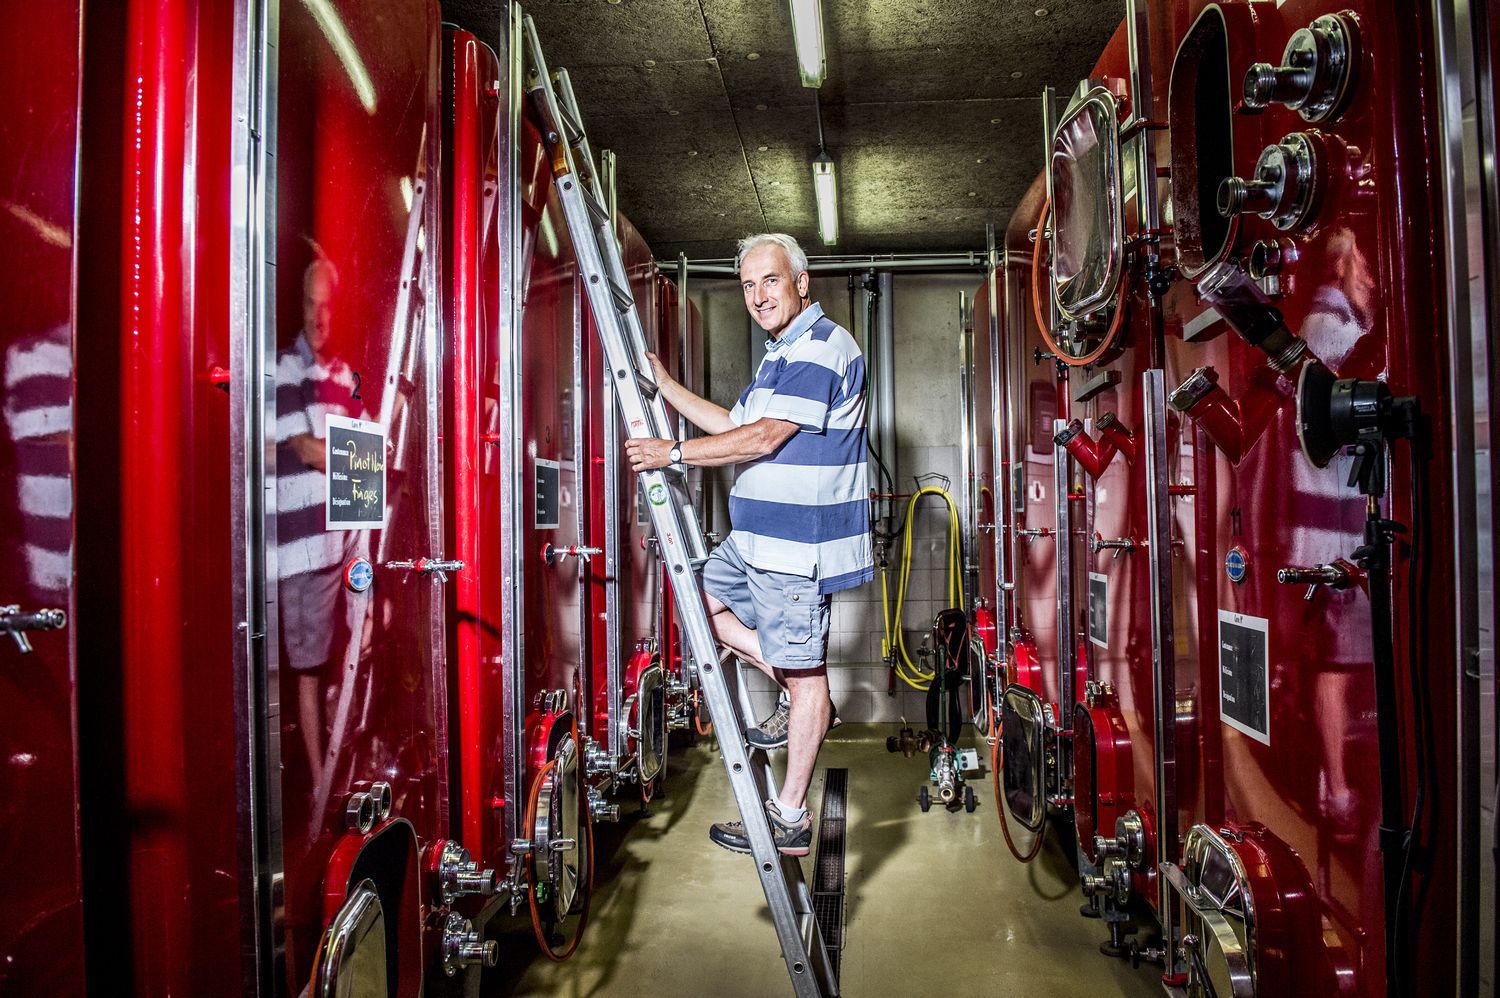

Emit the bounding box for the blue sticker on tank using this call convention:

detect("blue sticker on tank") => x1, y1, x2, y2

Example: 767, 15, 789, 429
344, 557, 374, 593
1225, 546, 1247, 584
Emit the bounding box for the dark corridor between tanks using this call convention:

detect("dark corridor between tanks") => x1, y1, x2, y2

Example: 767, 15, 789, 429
0, 1, 1496, 998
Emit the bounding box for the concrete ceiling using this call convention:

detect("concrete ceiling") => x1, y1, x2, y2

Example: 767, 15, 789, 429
442, 0, 1122, 260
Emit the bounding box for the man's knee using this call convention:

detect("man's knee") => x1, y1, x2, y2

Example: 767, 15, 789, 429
785, 668, 829, 699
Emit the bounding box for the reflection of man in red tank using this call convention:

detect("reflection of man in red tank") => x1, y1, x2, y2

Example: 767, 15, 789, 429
276, 259, 362, 788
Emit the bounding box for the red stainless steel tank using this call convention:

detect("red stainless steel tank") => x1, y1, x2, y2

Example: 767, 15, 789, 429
269, 1, 457, 990
1160, 2, 1458, 993
0, 2, 88, 992
586, 216, 667, 799
444, 26, 518, 905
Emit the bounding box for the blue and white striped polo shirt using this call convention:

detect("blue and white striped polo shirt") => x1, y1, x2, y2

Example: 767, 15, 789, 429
727, 302, 872, 594
275, 333, 362, 576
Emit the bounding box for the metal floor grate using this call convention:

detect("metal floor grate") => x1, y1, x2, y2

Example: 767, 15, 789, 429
813, 768, 849, 979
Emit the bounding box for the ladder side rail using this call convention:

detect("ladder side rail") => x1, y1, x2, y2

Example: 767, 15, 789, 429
522, 17, 835, 993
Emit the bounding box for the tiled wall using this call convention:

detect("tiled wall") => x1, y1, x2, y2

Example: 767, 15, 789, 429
693, 272, 979, 727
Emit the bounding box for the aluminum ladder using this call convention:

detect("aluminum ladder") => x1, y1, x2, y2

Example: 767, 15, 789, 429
520, 14, 839, 997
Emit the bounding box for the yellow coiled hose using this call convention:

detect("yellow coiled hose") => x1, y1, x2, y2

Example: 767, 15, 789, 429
880, 486, 965, 691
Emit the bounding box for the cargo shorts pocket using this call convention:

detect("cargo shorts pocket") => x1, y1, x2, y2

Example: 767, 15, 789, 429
782, 580, 818, 646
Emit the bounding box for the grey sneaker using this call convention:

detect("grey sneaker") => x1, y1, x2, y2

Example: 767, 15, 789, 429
745, 696, 843, 750
708, 800, 814, 856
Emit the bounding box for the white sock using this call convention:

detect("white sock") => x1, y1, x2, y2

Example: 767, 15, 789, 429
774, 795, 807, 823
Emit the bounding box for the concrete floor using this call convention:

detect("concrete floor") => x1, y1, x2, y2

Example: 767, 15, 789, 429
487, 724, 1163, 997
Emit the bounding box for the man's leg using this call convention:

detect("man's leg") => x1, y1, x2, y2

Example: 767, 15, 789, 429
705, 592, 786, 690
778, 667, 831, 811
298, 671, 324, 787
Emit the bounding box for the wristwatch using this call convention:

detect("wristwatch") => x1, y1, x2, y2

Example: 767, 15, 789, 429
668, 440, 683, 464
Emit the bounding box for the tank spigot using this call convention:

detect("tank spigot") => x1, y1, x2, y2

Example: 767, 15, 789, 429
1277, 561, 1356, 600
544, 543, 604, 565
1218, 134, 1322, 231
1241, 13, 1360, 123
441, 912, 499, 976
433, 840, 496, 906
1218, 172, 1281, 218
1091, 533, 1137, 559
588, 786, 620, 822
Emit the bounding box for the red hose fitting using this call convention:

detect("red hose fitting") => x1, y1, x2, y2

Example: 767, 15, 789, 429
1168, 367, 1246, 463
1169, 366, 1295, 464
1095, 411, 1137, 463
1054, 418, 1118, 479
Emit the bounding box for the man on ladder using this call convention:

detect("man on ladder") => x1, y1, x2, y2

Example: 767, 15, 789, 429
626, 233, 873, 854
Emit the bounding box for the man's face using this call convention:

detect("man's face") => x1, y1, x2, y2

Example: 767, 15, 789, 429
303, 265, 335, 356
740, 244, 809, 338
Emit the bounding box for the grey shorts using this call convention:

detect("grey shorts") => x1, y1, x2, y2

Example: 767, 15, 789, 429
280, 565, 344, 672
700, 535, 831, 671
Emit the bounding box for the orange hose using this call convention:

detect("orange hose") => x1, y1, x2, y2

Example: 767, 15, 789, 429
692, 685, 713, 737
1029, 197, 1129, 368
992, 704, 1047, 864
523, 715, 594, 961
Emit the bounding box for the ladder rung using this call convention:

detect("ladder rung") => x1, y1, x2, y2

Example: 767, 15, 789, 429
608, 273, 635, 311
582, 183, 611, 225
552, 81, 585, 142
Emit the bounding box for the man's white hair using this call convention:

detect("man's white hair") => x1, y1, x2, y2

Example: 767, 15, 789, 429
736, 233, 809, 277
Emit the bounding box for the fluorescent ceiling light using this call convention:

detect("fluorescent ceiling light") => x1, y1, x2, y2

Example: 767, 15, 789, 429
302, 0, 377, 113
813, 153, 837, 245
789, 0, 825, 88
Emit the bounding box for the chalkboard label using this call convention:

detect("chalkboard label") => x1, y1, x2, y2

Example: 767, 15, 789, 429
535, 459, 561, 529
1218, 610, 1270, 745
325, 414, 387, 529
1088, 572, 1108, 648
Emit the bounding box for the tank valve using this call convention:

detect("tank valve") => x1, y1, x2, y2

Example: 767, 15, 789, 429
433, 839, 496, 905
583, 737, 614, 778
1242, 12, 1360, 123
384, 556, 464, 583
441, 912, 499, 976
588, 786, 620, 823
1194, 262, 1311, 373
1090, 533, 1137, 559
544, 543, 604, 565
1017, 527, 1053, 541
1081, 857, 1132, 906
1217, 133, 1321, 231
1277, 561, 1356, 600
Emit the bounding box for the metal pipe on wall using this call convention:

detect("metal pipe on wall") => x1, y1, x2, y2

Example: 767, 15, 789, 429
673, 253, 986, 276
875, 271, 897, 496
957, 291, 976, 609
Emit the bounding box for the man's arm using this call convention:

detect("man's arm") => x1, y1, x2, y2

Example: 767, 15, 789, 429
288, 433, 327, 471
646, 352, 737, 436
625, 417, 798, 471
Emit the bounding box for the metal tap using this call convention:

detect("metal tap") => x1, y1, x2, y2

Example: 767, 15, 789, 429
441, 912, 498, 976
544, 543, 604, 565
1091, 533, 1137, 558
1017, 527, 1053, 541
0, 605, 66, 653
384, 557, 465, 583
434, 839, 495, 906
1276, 561, 1354, 600
588, 785, 620, 822
505, 844, 532, 915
